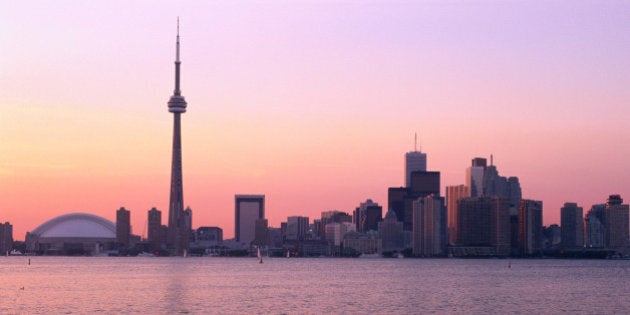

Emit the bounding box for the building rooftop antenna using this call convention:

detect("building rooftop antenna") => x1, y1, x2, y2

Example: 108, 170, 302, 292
414, 133, 417, 151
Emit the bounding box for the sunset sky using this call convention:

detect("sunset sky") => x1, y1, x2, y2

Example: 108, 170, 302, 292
1, 1, 629, 240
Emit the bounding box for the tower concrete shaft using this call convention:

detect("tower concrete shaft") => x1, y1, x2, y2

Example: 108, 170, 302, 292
167, 19, 189, 255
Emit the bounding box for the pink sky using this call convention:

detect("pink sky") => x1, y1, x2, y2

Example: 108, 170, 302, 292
1, 1, 629, 240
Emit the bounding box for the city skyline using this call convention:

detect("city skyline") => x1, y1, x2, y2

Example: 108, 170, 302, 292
1, 2, 629, 240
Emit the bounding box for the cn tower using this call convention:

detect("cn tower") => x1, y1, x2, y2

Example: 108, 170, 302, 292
167, 19, 188, 255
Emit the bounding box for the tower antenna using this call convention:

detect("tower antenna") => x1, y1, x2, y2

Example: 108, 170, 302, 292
414, 133, 417, 151
176, 17, 180, 63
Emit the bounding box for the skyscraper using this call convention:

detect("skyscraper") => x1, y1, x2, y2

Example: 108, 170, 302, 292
325, 222, 356, 247
389, 171, 441, 231
148, 207, 162, 250
457, 196, 510, 256
0, 222, 13, 254
353, 199, 382, 233
466, 157, 486, 197
286, 216, 310, 241
378, 210, 404, 252
603, 195, 629, 252
318, 210, 352, 239
482, 158, 520, 202
235, 195, 265, 245
409, 171, 440, 196
585, 204, 605, 248
561, 202, 584, 249
405, 133, 427, 187
446, 185, 470, 245
387, 187, 408, 225
254, 218, 270, 246
166, 20, 189, 255
518, 199, 543, 256
116, 207, 131, 249
412, 195, 447, 257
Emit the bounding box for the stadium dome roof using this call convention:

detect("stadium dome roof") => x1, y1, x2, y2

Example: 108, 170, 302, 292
31, 212, 116, 239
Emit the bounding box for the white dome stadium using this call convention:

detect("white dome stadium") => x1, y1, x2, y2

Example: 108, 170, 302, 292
31, 213, 116, 238
26, 212, 117, 255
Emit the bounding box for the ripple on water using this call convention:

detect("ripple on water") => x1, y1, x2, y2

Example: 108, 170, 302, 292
1, 257, 629, 313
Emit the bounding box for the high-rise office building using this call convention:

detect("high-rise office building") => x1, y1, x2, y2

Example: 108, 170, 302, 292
405, 153, 427, 188
482, 157, 521, 207
148, 207, 162, 250
405, 134, 427, 187
286, 216, 310, 241
353, 199, 383, 233
446, 185, 470, 245
0, 222, 13, 254
412, 195, 447, 256
506, 177, 522, 207
604, 195, 629, 252
116, 207, 131, 248
387, 187, 408, 225
378, 210, 404, 252
409, 171, 440, 196
254, 218, 270, 246
482, 163, 505, 198
518, 199, 543, 255
312, 219, 323, 239
457, 197, 511, 256
166, 20, 190, 255
389, 171, 441, 231
466, 158, 486, 197
325, 222, 356, 247
235, 195, 265, 245
457, 197, 491, 247
561, 202, 584, 249
319, 210, 352, 238
464, 154, 522, 257
585, 204, 605, 248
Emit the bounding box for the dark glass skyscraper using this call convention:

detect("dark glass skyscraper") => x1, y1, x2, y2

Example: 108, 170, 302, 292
560, 202, 584, 249
457, 196, 511, 256
604, 195, 629, 252
148, 207, 162, 251
405, 134, 427, 188
0, 222, 13, 255
116, 207, 131, 249
518, 199, 543, 256
388, 171, 441, 231
167, 20, 189, 255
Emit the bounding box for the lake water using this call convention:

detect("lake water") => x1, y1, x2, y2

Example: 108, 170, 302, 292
1, 257, 628, 314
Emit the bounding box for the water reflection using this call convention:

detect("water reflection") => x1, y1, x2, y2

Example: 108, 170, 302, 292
1, 257, 629, 313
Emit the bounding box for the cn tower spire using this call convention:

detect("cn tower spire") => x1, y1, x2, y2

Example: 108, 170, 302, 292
176, 17, 180, 62
168, 17, 187, 113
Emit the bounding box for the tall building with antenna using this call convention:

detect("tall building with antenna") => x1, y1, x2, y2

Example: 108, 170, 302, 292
166, 19, 190, 255
405, 133, 427, 187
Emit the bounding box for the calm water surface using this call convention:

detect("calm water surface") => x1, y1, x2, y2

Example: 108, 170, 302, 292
1, 257, 628, 314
